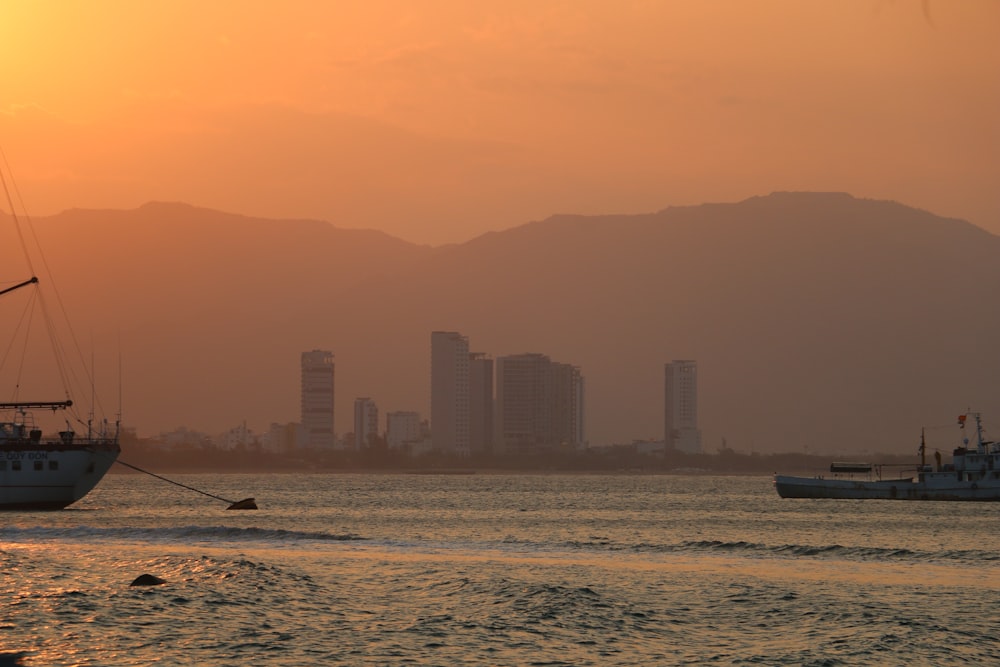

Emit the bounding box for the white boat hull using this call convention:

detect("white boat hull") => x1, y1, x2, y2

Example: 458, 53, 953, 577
0, 442, 119, 510
774, 474, 1000, 501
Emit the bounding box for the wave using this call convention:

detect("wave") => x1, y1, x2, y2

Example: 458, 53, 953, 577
530, 537, 1000, 563
0, 525, 367, 545
5, 526, 997, 565
650, 539, 1000, 563
674, 540, 1000, 562
398, 577, 657, 643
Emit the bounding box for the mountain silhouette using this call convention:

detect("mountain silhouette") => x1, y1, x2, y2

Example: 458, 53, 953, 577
2, 193, 996, 454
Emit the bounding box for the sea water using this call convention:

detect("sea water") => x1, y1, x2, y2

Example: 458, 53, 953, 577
1, 473, 998, 666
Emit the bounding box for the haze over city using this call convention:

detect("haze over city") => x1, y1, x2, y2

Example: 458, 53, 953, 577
1, 1, 999, 455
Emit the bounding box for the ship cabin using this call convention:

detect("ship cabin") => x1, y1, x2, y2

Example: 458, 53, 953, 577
947, 441, 1000, 484
917, 412, 1000, 484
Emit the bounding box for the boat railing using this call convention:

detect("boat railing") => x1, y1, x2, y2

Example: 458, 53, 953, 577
828, 461, 920, 481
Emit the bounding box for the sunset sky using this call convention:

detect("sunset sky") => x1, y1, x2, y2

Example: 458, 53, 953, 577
1, 1, 997, 244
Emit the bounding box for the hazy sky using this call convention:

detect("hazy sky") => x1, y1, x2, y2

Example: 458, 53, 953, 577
1, 1, 997, 244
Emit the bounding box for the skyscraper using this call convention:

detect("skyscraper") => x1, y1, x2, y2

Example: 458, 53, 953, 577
430, 331, 470, 455
386, 411, 422, 451
496, 353, 585, 455
468, 352, 494, 455
301, 349, 335, 449
665, 360, 701, 453
353, 397, 379, 450
549, 361, 585, 450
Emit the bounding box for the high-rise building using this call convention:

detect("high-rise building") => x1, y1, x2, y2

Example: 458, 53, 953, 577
301, 350, 335, 449
430, 331, 470, 455
496, 353, 549, 455
665, 360, 701, 453
386, 411, 422, 450
469, 353, 494, 455
549, 361, 585, 450
353, 397, 379, 450
496, 353, 584, 454
264, 422, 297, 453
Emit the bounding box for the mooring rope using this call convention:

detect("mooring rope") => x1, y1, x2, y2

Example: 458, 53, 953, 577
114, 458, 237, 505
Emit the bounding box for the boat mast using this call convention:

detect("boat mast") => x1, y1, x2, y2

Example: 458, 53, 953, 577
88, 346, 94, 439
920, 427, 926, 467
973, 412, 985, 454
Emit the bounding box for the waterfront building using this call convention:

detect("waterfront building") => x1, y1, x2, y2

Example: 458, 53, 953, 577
301, 349, 336, 449
353, 397, 379, 450
496, 353, 585, 454
386, 411, 422, 451
430, 331, 471, 455
157, 426, 210, 450
469, 353, 494, 455
549, 361, 585, 449
217, 421, 255, 451
264, 422, 298, 453
665, 360, 701, 453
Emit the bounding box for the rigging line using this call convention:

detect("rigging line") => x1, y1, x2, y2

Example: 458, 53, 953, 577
32, 290, 84, 419
36, 290, 73, 399
27, 232, 101, 406
0, 144, 42, 240
117, 330, 123, 423
0, 147, 35, 275
10, 292, 41, 403
35, 251, 107, 417
0, 287, 37, 378
0, 146, 101, 415
22, 238, 78, 396
90, 341, 95, 436
0, 147, 36, 276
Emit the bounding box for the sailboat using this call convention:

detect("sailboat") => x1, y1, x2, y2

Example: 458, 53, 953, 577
0, 153, 120, 509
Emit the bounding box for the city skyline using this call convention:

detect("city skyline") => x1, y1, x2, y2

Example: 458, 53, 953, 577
0, 3, 996, 457
10, 192, 996, 456
188, 336, 595, 454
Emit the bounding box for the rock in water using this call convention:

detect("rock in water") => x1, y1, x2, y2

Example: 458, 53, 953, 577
130, 574, 166, 587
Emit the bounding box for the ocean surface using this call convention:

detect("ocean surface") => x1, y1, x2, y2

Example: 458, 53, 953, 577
1, 473, 998, 666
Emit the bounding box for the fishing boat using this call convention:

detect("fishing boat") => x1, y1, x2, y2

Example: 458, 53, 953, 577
1, 160, 120, 509
774, 412, 1000, 501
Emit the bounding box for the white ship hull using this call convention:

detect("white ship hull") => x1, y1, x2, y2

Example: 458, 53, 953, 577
0, 441, 120, 510
774, 474, 1000, 501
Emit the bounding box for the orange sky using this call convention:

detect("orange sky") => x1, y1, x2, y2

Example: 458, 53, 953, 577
1, 1, 998, 244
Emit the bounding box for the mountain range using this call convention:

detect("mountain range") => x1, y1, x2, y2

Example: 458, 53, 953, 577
2, 192, 998, 455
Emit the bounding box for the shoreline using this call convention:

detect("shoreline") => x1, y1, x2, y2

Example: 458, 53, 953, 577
107, 467, 797, 477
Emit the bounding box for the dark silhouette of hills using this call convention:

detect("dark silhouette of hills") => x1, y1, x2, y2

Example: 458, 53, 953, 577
3, 193, 997, 455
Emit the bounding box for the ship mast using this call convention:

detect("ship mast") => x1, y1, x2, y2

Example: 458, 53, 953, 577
920, 427, 926, 467
973, 412, 985, 454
